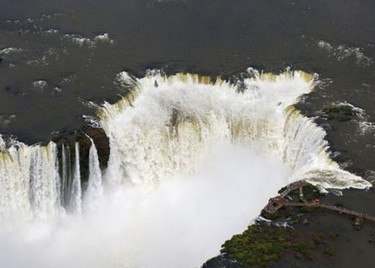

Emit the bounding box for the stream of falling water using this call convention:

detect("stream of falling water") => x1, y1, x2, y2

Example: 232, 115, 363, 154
0, 69, 371, 268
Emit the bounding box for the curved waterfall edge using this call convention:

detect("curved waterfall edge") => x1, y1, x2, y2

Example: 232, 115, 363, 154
0, 69, 371, 221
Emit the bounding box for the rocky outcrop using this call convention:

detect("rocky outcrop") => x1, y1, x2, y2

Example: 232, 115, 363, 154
202, 256, 242, 268
52, 126, 110, 182
322, 103, 363, 122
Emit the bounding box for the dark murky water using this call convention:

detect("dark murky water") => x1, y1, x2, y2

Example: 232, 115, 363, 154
1, 0, 374, 266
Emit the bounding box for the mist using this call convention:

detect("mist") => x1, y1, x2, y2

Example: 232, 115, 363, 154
0, 143, 290, 268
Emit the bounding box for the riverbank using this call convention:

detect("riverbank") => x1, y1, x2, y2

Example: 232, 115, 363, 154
204, 186, 375, 268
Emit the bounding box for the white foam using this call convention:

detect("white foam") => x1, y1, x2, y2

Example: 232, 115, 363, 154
318, 40, 372, 66
359, 121, 375, 135
64, 34, 95, 46
0, 115, 16, 127
0, 47, 23, 55
94, 33, 114, 43
45, 29, 59, 35
64, 33, 114, 47
32, 80, 48, 88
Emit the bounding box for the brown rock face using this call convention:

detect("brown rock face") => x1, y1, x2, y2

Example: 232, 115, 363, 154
52, 126, 110, 182
83, 126, 110, 170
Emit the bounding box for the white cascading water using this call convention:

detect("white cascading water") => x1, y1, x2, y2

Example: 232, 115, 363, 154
100, 70, 369, 190
61, 144, 69, 207
29, 143, 60, 220
84, 137, 103, 210
59, 142, 82, 214
70, 142, 82, 214
0, 141, 61, 223
0, 69, 371, 268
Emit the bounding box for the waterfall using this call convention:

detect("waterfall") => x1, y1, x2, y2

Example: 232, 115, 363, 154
0, 69, 372, 268
61, 144, 71, 208
84, 137, 103, 210
0, 139, 85, 220
0, 141, 60, 221
0, 69, 371, 220
99, 70, 371, 191
0, 143, 32, 221
282, 107, 368, 189
69, 142, 82, 214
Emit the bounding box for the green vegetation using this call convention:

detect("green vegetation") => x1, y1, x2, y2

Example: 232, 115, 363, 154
323, 247, 335, 256
260, 206, 293, 221
329, 233, 339, 241
221, 184, 338, 267
322, 104, 361, 122
221, 225, 291, 267
221, 224, 337, 267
